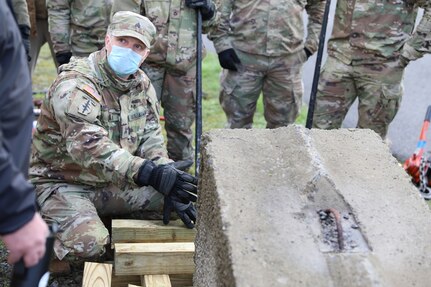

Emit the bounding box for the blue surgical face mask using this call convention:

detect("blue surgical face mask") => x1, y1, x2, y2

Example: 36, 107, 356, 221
107, 45, 143, 77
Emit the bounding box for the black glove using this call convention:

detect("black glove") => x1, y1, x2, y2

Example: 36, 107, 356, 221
304, 47, 312, 59
169, 159, 194, 172
136, 161, 198, 203
163, 196, 197, 228
218, 48, 241, 71
55, 51, 72, 66
18, 25, 31, 61
185, 0, 215, 21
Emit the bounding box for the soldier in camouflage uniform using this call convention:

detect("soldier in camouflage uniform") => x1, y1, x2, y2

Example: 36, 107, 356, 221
312, 1, 431, 138
10, 0, 31, 61
47, 0, 112, 66
209, 0, 326, 129
30, 11, 198, 261
111, 0, 218, 163
28, 0, 58, 73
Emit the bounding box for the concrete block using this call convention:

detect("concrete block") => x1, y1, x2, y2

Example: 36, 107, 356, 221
194, 125, 431, 287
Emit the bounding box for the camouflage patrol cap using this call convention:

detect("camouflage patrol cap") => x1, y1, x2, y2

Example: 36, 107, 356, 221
109, 11, 156, 48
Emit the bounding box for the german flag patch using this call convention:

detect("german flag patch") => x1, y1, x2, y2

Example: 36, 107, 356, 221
79, 84, 101, 103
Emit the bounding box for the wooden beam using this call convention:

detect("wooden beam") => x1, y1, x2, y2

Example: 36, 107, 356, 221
111, 275, 140, 287
111, 220, 196, 244
141, 275, 172, 287
82, 262, 112, 287
169, 274, 193, 287
111, 274, 193, 287
114, 242, 195, 276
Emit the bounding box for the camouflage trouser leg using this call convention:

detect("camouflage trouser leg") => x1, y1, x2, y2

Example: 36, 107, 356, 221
142, 64, 195, 161
35, 183, 163, 260
313, 56, 404, 138
219, 50, 305, 129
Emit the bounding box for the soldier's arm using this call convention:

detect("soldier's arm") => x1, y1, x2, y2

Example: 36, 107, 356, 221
202, 0, 219, 33
207, 0, 233, 53
137, 84, 171, 166
10, 0, 31, 59
11, 0, 30, 27
110, 0, 142, 20
304, 0, 327, 54
401, 5, 431, 62
47, 0, 71, 54
49, 79, 146, 187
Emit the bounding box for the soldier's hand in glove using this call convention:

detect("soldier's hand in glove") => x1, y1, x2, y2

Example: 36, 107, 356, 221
218, 48, 241, 71
185, 0, 215, 21
136, 160, 197, 203
55, 51, 72, 66
163, 196, 197, 228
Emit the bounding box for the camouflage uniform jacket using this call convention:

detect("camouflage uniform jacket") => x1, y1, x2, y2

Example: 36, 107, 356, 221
47, 0, 112, 56
328, 0, 431, 65
30, 48, 170, 189
208, 0, 326, 56
111, 0, 218, 73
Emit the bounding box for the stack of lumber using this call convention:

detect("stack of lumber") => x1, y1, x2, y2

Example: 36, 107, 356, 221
82, 219, 196, 287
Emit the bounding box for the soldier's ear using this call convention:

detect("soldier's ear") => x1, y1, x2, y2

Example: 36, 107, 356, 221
140, 48, 150, 65
105, 34, 112, 53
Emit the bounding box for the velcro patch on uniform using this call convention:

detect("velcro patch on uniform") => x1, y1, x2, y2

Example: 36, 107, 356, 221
78, 84, 102, 103
67, 92, 100, 122
78, 98, 96, 116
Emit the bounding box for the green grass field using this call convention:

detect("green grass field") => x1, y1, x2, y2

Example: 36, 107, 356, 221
32, 45, 307, 131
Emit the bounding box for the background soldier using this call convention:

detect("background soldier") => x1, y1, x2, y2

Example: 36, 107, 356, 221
30, 12, 197, 265
111, 0, 218, 165
209, 0, 326, 129
10, 0, 31, 61
312, 1, 431, 138
47, 0, 112, 67
27, 0, 58, 73
0, 0, 49, 269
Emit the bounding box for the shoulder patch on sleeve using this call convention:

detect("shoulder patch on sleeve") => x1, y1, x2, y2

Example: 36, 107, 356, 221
77, 84, 102, 103
66, 91, 101, 122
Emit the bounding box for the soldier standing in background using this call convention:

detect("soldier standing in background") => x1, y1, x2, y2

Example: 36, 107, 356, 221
47, 0, 112, 67
110, 0, 218, 165
27, 0, 58, 73
209, 0, 326, 129
312, 1, 431, 138
10, 0, 31, 61
30, 12, 197, 265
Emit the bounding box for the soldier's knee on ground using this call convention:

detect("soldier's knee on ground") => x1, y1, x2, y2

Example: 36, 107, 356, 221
56, 217, 110, 259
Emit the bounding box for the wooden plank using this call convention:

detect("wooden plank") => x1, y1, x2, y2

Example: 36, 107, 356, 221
111, 219, 196, 244
141, 275, 172, 287
111, 275, 140, 287
111, 274, 192, 287
169, 274, 193, 287
114, 242, 195, 276
82, 262, 112, 287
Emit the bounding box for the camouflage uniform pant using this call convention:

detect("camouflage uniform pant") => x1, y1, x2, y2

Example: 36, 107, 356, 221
312, 56, 404, 138
142, 64, 195, 162
219, 49, 306, 129
35, 182, 163, 260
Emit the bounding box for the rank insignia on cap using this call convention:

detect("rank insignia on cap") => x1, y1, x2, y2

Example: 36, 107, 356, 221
78, 99, 96, 116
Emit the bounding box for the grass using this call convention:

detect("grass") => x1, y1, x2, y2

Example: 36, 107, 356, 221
32, 45, 307, 130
